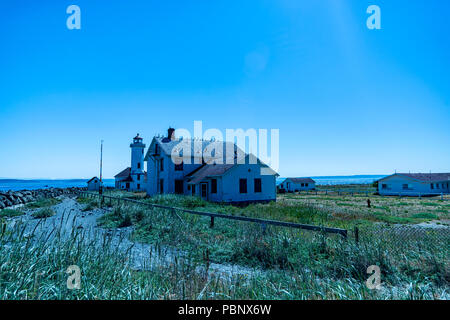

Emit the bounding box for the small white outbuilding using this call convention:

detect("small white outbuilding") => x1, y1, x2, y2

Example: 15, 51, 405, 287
278, 177, 316, 192
87, 176, 101, 191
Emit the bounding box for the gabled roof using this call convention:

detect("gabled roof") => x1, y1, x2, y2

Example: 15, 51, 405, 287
379, 173, 450, 183
144, 137, 244, 163
87, 177, 99, 183
115, 167, 131, 178
120, 176, 134, 182
285, 177, 315, 184
186, 153, 278, 184
186, 163, 236, 184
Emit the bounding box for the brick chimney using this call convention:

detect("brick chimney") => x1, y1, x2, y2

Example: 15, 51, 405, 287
168, 127, 175, 140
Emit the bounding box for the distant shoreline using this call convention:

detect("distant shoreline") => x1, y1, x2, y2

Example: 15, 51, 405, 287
0, 176, 386, 192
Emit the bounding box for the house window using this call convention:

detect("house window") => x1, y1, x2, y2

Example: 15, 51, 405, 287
175, 161, 183, 171
301, 183, 304, 187
137, 184, 140, 190
436, 183, 440, 189
192, 184, 196, 196
175, 180, 184, 194
137, 175, 140, 181
159, 179, 164, 193
239, 179, 247, 194
254, 178, 262, 193
305, 183, 309, 187
160, 159, 164, 171
382, 184, 388, 189
431, 183, 434, 189
211, 179, 217, 194
126, 182, 130, 189
138, 163, 141, 169
402, 184, 412, 190
187, 185, 191, 190
155, 144, 159, 155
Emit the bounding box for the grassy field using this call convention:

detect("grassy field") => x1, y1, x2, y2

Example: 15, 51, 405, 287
90, 190, 449, 299
1, 190, 448, 299
280, 193, 449, 227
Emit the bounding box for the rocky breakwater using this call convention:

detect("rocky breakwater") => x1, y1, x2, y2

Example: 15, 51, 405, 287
0, 187, 85, 209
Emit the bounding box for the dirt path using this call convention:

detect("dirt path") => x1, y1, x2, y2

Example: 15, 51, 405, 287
11, 196, 258, 279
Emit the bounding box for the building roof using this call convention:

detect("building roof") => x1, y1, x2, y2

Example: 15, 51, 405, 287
133, 134, 143, 140
87, 177, 99, 183
185, 153, 278, 184
115, 167, 131, 178
382, 173, 450, 183
144, 137, 245, 164
120, 176, 134, 182
186, 163, 236, 184
286, 177, 316, 184
115, 167, 147, 183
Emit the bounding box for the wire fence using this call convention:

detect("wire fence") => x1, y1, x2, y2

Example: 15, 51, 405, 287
281, 188, 450, 200
78, 191, 450, 250
352, 224, 450, 250
79, 191, 349, 238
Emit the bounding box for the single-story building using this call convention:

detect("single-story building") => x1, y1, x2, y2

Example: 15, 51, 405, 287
114, 167, 147, 191
87, 177, 101, 191
278, 177, 316, 192
377, 173, 450, 196
184, 154, 278, 204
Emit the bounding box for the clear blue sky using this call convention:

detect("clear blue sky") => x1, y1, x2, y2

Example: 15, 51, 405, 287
0, 0, 449, 179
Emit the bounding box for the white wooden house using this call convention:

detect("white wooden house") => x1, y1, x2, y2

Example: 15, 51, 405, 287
377, 173, 450, 196
87, 176, 101, 191
144, 128, 278, 204
114, 134, 147, 192
278, 177, 316, 192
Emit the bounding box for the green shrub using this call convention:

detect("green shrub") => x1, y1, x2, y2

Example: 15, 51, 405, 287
82, 200, 99, 212
26, 198, 60, 209
0, 209, 24, 218
118, 214, 132, 228
411, 212, 438, 220
32, 208, 55, 219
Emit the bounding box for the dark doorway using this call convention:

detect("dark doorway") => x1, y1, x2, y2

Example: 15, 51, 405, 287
175, 180, 184, 194
201, 183, 208, 200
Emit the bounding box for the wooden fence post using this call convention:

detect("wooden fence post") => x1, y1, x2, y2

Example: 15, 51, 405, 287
210, 216, 214, 228
261, 223, 267, 235
354, 226, 359, 244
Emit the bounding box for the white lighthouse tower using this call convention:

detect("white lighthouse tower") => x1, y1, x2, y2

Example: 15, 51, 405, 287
130, 134, 146, 190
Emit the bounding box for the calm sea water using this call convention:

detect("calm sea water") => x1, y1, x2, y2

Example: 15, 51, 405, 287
0, 179, 115, 192
0, 176, 386, 192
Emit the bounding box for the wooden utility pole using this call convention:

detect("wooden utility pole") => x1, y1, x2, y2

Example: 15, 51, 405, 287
99, 140, 103, 195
